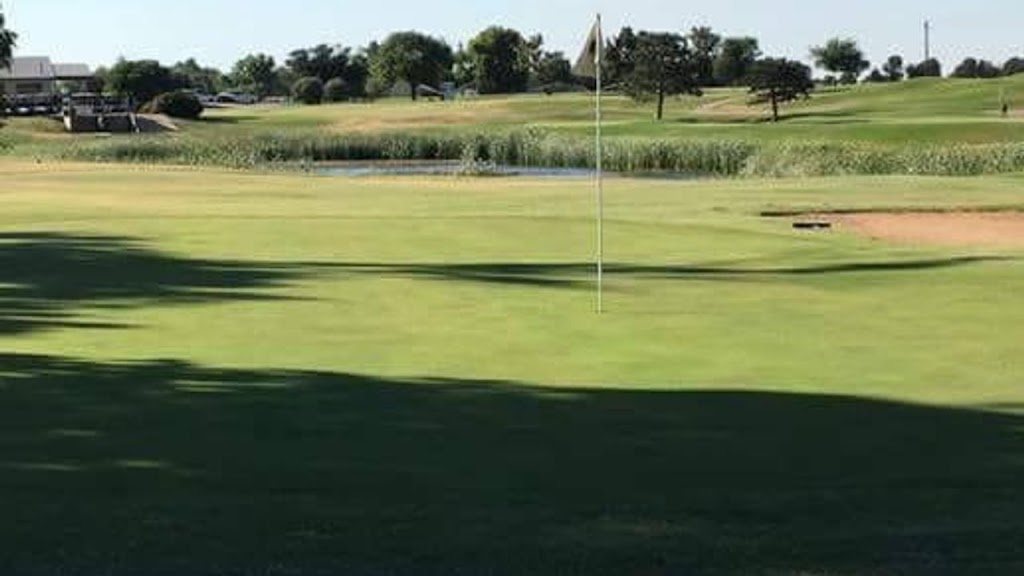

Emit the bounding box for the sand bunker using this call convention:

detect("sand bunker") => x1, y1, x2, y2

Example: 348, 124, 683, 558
815, 212, 1024, 248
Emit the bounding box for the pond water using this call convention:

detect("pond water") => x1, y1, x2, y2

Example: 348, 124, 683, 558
313, 161, 705, 180
314, 161, 596, 178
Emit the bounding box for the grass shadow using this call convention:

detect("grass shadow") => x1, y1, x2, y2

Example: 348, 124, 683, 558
1, 354, 1022, 575
0, 232, 315, 335
323, 256, 1011, 290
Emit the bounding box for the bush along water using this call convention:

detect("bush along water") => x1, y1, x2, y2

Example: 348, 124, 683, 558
18, 129, 1024, 178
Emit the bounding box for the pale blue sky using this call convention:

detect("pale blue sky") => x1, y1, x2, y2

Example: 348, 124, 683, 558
4, 0, 1022, 73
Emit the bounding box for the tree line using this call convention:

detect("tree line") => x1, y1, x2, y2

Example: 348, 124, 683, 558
2, 9, 1023, 122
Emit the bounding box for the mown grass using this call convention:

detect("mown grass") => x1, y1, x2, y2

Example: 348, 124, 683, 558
192, 75, 1024, 143
1, 161, 1024, 575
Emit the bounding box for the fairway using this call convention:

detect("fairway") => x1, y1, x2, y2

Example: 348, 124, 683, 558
2, 162, 1024, 575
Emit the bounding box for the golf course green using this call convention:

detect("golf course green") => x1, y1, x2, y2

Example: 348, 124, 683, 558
2, 159, 1022, 574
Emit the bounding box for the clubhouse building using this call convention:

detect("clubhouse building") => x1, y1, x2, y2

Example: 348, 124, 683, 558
0, 56, 94, 95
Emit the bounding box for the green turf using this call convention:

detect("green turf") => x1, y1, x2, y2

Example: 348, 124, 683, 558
2, 162, 1024, 575
6, 76, 1024, 149
182, 76, 1024, 144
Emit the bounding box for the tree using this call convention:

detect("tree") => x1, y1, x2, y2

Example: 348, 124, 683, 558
0, 6, 16, 71
624, 31, 702, 121
952, 58, 979, 78
713, 37, 760, 86
141, 90, 204, 119
369, 31, 453, 100
285, 44, 368, 99
977, 60, 1001, 79
232, 53, 276, 98
534, 51, 573, 89
466, 26, 531, 94
292, 76, 324, 105
604, 27, 639, 87
687, 26, 722, 87
105, 59, 182, 106
171, 58, 227, 94
906, 58, 941, 78
864, 68, 888, 83
271, 66, 298, 97
450, 43, 475, 88
1004, 57, 1024, 77
882, 55, 904, 82
810, 38, 869, 84
287, 44, 347, 81
323, 77, 347, 103
747, 58, 814, 122
525, 34, 545, 77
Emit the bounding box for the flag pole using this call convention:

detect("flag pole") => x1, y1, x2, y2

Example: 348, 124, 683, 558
595, 13, 604, 314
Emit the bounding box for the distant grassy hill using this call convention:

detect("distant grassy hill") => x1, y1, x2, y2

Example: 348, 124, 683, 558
190, 75, 1024, 144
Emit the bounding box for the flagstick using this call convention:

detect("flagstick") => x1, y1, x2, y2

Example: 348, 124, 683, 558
595, 13, 604, 314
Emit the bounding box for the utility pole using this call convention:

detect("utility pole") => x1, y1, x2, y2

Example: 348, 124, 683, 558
924, 20, 931, 61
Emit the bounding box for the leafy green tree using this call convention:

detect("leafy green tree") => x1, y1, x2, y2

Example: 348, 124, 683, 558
231, 53, 276, 98
863, 68, 888, 83
712, 37, 760, 86
171, 58, 227, 94
368, 31, 453, 100
0, 6, 16, 71
1004, 57, 1024, 77
323, 77, 347, 102
906, 58, 941, 78
525, 34, 545, 76
291, 76, 324, 105
142, 90, 204, 119
977, 60, 1002, 79
624, 32, 702, 121
687, 26, 721, 86
466, 26, 531, 94
450, 43, 476, 89
105, 59, 182, 107
810, 38, 869, 84
287, 45, 348, 81
534, 51, 573, 88
270, 66, 297, 97
951, 58, 1000, 79
604, 27, 638, 87
746, 58, 813, 122
952, 58, 980, 78
882, 55, 904, 82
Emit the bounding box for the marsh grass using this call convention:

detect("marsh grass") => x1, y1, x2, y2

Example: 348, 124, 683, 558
19, 129, 1024, 178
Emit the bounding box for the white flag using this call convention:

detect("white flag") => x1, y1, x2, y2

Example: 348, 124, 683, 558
572, 18, 603, 79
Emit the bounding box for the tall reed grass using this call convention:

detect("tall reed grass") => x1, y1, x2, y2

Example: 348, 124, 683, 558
11, 129, 1024, 178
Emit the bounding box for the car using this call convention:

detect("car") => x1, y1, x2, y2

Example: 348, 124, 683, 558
215, 91, 258, 105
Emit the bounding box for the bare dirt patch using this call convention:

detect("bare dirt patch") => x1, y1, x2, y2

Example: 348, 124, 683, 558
820, 212, 1024, 248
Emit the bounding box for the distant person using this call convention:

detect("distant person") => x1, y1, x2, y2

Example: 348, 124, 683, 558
1002, 102, 1010, 117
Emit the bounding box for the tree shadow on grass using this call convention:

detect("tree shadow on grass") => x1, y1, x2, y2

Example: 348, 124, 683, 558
324, 256, 1011, 290
2, 353, 1022, 575
0, 232, 316, 335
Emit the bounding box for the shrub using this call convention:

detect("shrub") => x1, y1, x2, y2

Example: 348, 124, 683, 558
141, 91, 204, 119
292, 77, 324, 105
323, 78, 348, 103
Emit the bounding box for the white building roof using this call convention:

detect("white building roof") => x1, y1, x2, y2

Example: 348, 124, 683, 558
1, 56, 93, 80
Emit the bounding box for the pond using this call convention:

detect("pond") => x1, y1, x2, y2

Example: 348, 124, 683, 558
312, 162, 707, 180
313, 161, 596, 178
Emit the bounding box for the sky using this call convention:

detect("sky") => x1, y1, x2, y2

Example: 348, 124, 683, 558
4, 0, 1022, 74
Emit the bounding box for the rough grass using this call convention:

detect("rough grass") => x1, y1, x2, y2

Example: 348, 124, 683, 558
2, 161, 1024, 575
16, 129, 1024, 177
4, 76, 1024, 177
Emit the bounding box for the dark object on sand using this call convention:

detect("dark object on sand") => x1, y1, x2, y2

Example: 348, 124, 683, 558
793, 221, 833, 230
